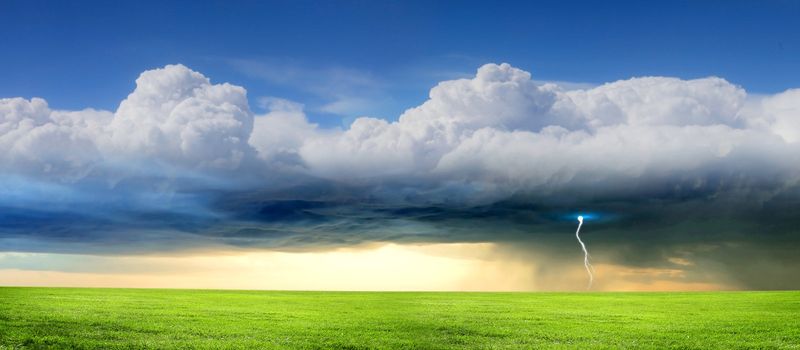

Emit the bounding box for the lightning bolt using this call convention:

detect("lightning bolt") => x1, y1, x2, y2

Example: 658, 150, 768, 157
575, 215, 594, 289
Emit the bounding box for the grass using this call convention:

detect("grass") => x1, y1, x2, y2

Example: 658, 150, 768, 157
0, 288, 798, 349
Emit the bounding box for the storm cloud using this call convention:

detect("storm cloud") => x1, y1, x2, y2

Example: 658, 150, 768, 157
1, 63, 799, 289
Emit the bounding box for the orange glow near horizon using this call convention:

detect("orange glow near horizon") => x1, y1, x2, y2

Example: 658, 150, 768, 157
0, 243, 733, 291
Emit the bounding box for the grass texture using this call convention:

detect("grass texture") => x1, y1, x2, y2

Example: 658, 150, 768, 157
1, 288, 798, 349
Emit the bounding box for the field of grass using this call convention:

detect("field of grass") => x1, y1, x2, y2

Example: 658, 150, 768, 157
1, 288, 798, 349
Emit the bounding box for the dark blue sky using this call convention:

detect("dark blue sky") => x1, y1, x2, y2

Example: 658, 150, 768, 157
1, 0, 798, 125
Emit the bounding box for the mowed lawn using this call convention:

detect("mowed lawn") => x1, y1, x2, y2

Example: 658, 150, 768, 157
0, 288, 798, 349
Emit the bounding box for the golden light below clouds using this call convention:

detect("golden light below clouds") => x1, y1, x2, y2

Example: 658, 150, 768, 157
0, 243, 731, 291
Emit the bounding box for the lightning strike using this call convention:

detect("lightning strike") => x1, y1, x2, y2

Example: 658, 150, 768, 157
575, 215, 594, 289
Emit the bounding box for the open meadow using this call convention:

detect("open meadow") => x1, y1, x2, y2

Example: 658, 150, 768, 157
0, 288, 798, 349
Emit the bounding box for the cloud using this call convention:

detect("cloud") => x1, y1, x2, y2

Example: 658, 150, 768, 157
557, 76, 747, 128
298, 63, 799, 206
299, 63, 564, 178
2, 62, 800, 289
5, 63, 796, 190
111, 64, 254, 170
229, 58, 387, 117
3, 62, 799, 208
249, 97, 320, 168
1, 64, 257, 185
0, 97, 110, 181
742, 88, 800, 143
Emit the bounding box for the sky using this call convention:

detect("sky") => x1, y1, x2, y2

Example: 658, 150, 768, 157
1, 0, 799, 291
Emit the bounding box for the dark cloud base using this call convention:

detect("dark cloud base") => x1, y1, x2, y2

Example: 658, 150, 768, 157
3, 180, 799, 289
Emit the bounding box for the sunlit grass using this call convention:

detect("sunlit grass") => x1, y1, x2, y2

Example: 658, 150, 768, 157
1, 288, 798, 349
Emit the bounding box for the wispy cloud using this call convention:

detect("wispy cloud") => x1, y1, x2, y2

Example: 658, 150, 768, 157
227, 57, 389, 117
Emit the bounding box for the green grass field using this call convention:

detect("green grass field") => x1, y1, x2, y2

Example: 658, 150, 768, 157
0, 288, 798, 349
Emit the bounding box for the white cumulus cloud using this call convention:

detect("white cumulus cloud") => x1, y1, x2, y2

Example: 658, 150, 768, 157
0, 97, 110, 181
111, 64, 254, 170
1, 62, 799, 201
294, 63, 799, 201
0, 64, 257, 184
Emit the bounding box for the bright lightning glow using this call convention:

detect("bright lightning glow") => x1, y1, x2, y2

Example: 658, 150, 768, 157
575, 215, 595, 289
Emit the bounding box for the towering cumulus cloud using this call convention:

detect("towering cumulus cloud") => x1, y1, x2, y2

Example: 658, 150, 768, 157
300, 64, 563, 177
0, 64, 254, 182
111, 64, 254, 170
0, 97, 109, 181
300, 63, 797, 204
1, 63, 799, 289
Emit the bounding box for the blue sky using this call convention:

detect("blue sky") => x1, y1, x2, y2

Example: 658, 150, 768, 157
1, 0, 798, 126
2, 1, 800, 290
